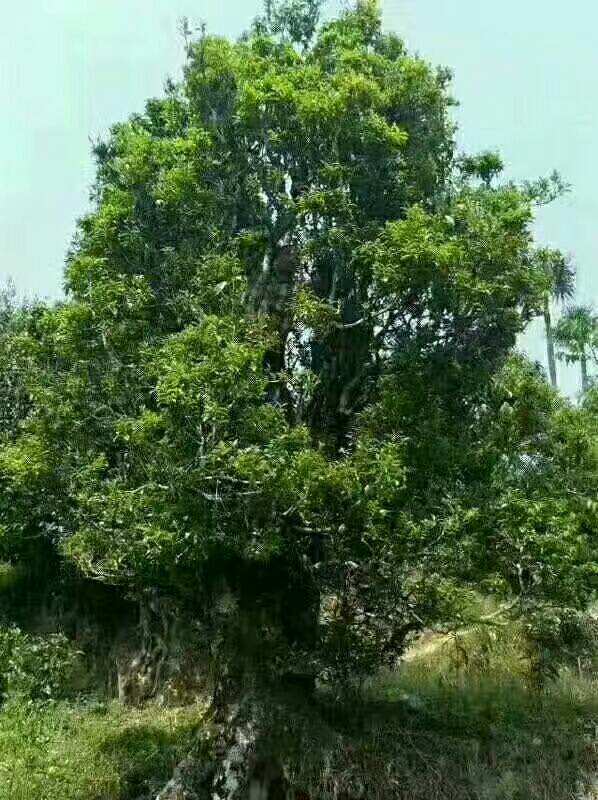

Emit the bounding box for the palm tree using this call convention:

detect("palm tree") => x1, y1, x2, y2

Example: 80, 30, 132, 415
534, 248, 575, 389
554, 305, 598, 395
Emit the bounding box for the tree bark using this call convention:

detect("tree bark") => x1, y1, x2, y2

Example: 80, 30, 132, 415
210, 690, 289, 800
117, 589, 176, 705
543, 298, 558, 389
153, 684, 292, 800
150, 564, 319, 799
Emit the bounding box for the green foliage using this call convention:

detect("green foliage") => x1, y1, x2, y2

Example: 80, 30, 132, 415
258, 0, 323, 50
0, 284, 43, 440
555, 305, 598, 366
555, 305, 597, 394
0, 627, 81, 702
521, 169, 571, 206
458, 150, 504, 187
533, 247, 575, 303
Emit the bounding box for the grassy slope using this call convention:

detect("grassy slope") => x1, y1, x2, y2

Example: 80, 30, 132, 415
354, 664, 597, 799
0, 629, 596, 800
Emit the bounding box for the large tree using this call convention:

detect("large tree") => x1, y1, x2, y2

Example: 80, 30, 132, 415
0, 2, 595, 796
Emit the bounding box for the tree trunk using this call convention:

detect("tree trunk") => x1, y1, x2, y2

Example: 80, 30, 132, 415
117, 589, 175, 705
581, 353, 589, 394
151, 566, 319, 799
210, 690, 289, 800
543, 299, 558, 389
154, 683, 292, 800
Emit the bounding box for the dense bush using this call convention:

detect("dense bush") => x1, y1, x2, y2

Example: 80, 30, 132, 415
0, 627, 82, 703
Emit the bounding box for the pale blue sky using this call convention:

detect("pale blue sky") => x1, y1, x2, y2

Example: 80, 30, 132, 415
1, 1, 595, 396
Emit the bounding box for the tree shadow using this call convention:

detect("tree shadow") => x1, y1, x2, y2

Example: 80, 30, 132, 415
95, 715, 202, 800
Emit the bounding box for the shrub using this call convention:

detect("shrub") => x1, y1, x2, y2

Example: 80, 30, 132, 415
0, 626, 82, 702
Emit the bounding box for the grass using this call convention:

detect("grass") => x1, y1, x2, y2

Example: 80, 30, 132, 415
0, 623, 595, 800
347, 664, 598, 799
0, 700, 204, 800
319, 624, 598, 800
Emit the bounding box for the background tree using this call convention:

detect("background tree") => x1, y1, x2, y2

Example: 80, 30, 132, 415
555, 304, 597, 394
532, 248, 575, 388
258, 0, 322, 50
457, 150, 504, 189
0, 280, 46, 457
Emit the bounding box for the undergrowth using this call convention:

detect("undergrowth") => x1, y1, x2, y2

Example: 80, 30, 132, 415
0, 621, 595, 800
